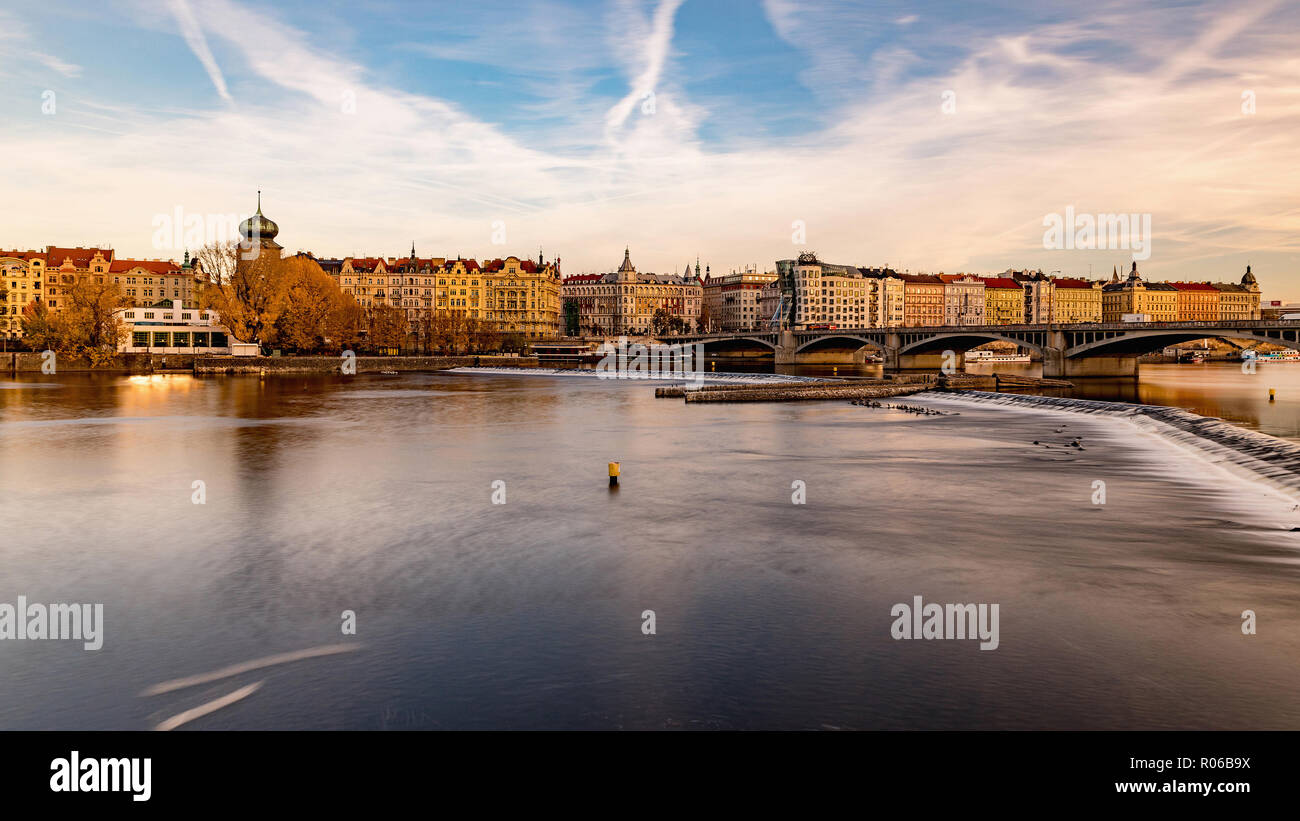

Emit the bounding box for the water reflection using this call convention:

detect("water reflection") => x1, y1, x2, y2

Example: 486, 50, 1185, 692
3, 368, 1300, 729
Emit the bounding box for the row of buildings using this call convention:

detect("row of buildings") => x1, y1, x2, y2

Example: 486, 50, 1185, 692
0, 198, 1270, 344
0, 198, 568, 345
704, 255, 1262, 332
0, 246, 199, 340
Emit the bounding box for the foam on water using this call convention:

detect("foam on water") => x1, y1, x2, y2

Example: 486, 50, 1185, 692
915, 390, 1300, 528
446, 366, 828, 384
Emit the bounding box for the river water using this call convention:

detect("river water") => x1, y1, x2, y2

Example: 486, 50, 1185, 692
3, 362, 1300, 729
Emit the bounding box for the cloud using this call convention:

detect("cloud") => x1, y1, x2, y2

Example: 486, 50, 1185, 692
166, 0, 231, 101
0, 0, 1297, 289
33, 53, 82, 78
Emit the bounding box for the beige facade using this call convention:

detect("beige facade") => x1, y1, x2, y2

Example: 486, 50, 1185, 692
703, 267, 777, 332
792, 259, 874, 329
898, 274, 945, 327
561, 249, 702, 336
939, 274, 986, 326
110, 258, 193, 307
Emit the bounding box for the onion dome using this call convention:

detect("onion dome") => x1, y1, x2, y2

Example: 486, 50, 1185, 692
239, 191, 279, 244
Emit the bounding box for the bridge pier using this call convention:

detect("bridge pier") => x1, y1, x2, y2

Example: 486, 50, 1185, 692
1049, 355, 1139, 379
774, 330, 798, 365
896, 353, 947, 370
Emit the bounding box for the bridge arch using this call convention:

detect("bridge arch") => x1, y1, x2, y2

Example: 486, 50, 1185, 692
792, 335, 887, 355
898, 332, 1044, 356
697, 336, 777, 354
1067, 329, 1300, 358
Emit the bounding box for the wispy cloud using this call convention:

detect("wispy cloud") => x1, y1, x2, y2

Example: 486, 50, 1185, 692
0, 0, 1297, 287
32, 53, 82, 78
166, 0, 231, 101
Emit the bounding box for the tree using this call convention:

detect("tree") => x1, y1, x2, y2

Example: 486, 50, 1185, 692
368, 303, 409, 351
429, 310, 476, 354
20, 300, 69, 351
273, 255, 354, 353
332, 299, 366, 353
195, 241, 287, 346
651, 307, 673, 335
697, 302, 713, 333
500, 332, 527, 354
63, 275, 131, 350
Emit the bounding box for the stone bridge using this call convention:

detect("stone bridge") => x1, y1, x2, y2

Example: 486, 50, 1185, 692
673, 320, 1300, 377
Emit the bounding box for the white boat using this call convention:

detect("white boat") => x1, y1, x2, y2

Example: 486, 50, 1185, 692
964, 350, 1031, 364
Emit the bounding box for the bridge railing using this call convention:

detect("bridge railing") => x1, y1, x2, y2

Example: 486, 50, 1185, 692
673, 319, 1300, 341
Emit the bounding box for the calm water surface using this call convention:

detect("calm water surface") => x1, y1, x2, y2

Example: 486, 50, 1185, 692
3, 363, 1300, 729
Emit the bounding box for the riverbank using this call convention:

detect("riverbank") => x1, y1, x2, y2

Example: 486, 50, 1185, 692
193, 355, 537, 374
3, 351, 538, 374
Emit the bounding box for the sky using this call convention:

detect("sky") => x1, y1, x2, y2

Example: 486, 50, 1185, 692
0, 0, 1297, 295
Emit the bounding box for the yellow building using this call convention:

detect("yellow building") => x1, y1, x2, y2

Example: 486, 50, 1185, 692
480, 254, 562, 338
982, 277, 1026, 324
1102, 263, 1176, 322
44, 246, 114, 312
0, 250, 47, 339
1170, 282, 1220, 322
1051, 278, 1103, 323
1214, 266, 1262, 320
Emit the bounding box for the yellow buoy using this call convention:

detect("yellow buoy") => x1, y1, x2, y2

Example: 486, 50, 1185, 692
608, 461, 621, 487
1270, 389, 1276, 402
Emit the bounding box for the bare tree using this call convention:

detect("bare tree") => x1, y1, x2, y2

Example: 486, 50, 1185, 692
195, 241, 287, 347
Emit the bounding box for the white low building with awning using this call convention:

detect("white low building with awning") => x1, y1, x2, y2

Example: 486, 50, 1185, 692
115, 300, 256, 355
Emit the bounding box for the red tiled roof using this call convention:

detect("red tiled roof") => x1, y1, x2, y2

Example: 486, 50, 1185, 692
0, 249, 47, 261
897, 273, 944, 284
109, 259, 181, 274
1052, 278, 1097, 288
980, 277, 1023, 289
1169, 281, 1220, 291
519, 259, 539, 273
46, 246, 114, 268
